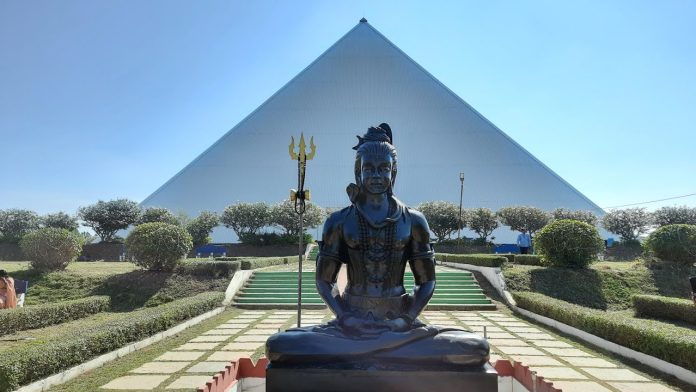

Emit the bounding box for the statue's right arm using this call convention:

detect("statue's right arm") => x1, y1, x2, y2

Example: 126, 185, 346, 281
315, 210, 347, 319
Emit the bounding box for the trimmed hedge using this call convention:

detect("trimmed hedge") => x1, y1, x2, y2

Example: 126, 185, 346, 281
126, 222, 193, 271
499, 254, 515, 264
513, 291, 696, 372
534, 219, 603, 268
240, 256, 290, 270
214, 256, 240, 261
645, 224, 696, 265
177, 260, 240, 278
0, 292, 223, 391
0, 296, 110, 337
514, 254, 545, 266
436, 253, 507, 268
633, 294, 696, 325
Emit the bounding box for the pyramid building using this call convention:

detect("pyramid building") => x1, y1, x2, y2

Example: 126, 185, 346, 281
142, 19, 605, 243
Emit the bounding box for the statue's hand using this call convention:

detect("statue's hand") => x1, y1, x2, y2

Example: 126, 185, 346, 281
382, 317, 411, 332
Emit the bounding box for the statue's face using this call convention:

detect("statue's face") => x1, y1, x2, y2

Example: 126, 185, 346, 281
360, 154, 394, 195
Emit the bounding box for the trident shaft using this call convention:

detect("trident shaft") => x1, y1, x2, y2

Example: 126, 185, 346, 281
288, 133, 315, 327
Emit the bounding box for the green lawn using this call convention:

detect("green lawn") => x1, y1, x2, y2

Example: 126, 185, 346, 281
504, 259, 696, 310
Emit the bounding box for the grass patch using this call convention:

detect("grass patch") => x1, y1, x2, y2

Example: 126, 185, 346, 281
513, 291, 696, 373
504, 261, 696, 310
3, 261, 230, 310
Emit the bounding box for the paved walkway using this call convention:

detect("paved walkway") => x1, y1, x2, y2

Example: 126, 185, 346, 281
100, 308, 679, 391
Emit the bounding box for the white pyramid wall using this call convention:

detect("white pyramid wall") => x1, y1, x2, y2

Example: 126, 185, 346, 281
142, 21, 605, 243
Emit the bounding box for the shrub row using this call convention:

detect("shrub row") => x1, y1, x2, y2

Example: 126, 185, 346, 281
436, 253, 507, 268
633, 294, 696, 325
214, 256, 240, 261
0, 292, 223, 391
177, 260, 240, 278
512, 291, 696, 372
0, 296, 110, 337
240, 256, 290, 270
513, 254, 545, 266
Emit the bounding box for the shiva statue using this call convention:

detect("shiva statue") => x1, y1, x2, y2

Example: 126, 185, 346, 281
266, 123, 490, 368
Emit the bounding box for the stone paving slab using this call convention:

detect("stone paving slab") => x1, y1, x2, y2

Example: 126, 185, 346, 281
130, 361, 189, 374
174, 342, 219, 351
234, 335, 269, 342
101, 375, 169, 390
497, 346, 546, 355
509, 355, 563, 366
531, 340, 575, 348
164, 375, 212, 389
533, 366, 587, 380
203, 328, 241, 335
608, 382, 676, 392
155, 351, 206, 361
581, 367, 650, 381
189, 335, 231, 342
544, 347, 593, 357
207, 351, 255, 361
186, 361, 231, 373
551, 380, 612, 392
221, 341, 265, 350
560, 357, 618, 368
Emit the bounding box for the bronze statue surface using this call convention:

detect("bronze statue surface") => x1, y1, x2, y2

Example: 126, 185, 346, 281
266, 123, 489, 369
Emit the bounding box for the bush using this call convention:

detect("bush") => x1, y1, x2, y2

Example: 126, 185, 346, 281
137, 207, 179, 226
240, 256, 290, 270
496, 206, 550, 237
239, 232, 312, 246
0, 296, 110, 337
653, 206, 696, 227
551, 208, 598, 226
0, 292, 223, 391
466, 208, 498, 242
79, 199, 141, 242
269, 200, 325, 236
534, 219, 603, 268
417, 201, 461, 242
513, 291, 696, 373
221, 202, 270, 238
633, 294, 696, 325
41, 212, 79, 231
436, 253, 507, 268
20, 228, 84, 271
644, 224, 696, 265
214, 256, 240, 261
177, 260, 240, 278
514, 254, 545, 266
0, 209, 41, 243
498, 254, 515, 264
601, 208, 652, 242
125, 223, 193, 271
186, 211, 219, 247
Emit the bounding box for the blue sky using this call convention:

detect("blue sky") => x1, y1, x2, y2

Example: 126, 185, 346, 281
1, 1, 695, 215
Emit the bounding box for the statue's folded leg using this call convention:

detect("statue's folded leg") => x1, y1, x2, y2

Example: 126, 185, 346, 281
266, 325, 439, 364
372, 330, 490, 366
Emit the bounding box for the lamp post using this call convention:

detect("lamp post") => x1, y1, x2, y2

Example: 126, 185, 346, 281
288, 133, 316, 327
458, 172, 465, 253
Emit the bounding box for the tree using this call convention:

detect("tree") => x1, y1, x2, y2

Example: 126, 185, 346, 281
0, 209, 41, 243
653, 206, 696, 227
467, 208, 499, 242
78, 199, 141, 242
42, 212, 79, 231
601, 208, 652, 243
221, 202, 270, 238
551, 208, 598, 226
269, 200, 325, 236
497, 206, 550, 237
137, 207, 179, 226
186, 211, 219, 247
417, 201, 461, 242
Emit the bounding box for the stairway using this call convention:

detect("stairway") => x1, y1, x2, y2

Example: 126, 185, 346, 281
234, 270, 495, 310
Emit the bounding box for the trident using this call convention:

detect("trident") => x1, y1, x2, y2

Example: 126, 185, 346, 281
288, 133, 315, 327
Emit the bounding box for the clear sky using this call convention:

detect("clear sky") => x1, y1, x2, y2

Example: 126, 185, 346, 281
1, 0, 695, 216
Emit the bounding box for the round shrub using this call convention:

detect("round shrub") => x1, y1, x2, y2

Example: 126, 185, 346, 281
20, 228, 83, 271
534, 219, 603, 268
645, 224, 696, 265
126, 222, 193, 271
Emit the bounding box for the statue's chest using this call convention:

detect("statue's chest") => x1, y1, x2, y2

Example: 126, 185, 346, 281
343, 215, 411, 253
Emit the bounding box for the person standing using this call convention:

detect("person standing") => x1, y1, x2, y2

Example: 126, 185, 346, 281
0, 269, 17, 309
517, 229, 532, 255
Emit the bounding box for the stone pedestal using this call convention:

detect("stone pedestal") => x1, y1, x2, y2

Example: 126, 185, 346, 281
266, 363, 497, 392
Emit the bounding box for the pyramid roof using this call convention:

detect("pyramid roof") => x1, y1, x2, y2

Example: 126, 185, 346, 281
142, 20, 604, 241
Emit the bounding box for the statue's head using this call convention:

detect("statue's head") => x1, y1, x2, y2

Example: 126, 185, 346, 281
353, 123, 397, 195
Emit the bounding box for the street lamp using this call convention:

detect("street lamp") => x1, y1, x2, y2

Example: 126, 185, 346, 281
458, 172, 465, 253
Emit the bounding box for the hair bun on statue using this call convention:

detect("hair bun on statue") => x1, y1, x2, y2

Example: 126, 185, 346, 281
352, 123, 393, 150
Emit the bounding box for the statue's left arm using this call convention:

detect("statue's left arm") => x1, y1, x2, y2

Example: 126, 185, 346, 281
405, 209, 436, 322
